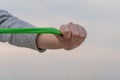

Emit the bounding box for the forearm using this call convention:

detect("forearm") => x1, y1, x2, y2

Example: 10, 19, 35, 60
0, 10, 46, 52
37, 34, 63, 49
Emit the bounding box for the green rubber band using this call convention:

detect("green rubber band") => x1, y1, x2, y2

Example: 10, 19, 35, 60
0, 28, 62, 35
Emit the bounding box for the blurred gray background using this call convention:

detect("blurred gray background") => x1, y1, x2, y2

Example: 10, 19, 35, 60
0, 0, 120, 80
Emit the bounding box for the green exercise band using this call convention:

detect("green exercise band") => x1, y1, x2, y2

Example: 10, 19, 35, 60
0, 28, 62, 35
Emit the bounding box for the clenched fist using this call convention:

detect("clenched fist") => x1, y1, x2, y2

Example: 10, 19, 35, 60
56, 22, 87, 50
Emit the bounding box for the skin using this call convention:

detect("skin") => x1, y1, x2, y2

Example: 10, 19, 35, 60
37, 22, 87, 50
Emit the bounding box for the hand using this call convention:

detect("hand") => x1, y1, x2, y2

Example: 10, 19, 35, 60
55, 22, 87, 50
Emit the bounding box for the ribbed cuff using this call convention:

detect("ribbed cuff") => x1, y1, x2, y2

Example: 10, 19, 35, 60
35, 34, 46, 53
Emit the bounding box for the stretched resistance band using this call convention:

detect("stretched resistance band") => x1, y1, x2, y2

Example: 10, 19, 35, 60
0, 28, 62, 35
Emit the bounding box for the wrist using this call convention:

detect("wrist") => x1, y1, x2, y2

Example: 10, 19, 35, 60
37, 34, 63, 49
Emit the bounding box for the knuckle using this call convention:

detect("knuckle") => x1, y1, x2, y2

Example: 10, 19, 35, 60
62, 31, 68, 37
64, 29, 70, 34
69, 22, 74, 25
76, 24, 83, 28
76, 24, 81, 27
62, 29, 71, 37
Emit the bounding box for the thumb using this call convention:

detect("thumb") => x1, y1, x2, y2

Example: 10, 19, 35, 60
60, 25, 71, 40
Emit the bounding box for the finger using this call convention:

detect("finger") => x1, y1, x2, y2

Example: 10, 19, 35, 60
76, 24, 87, 40
80, 26, 87, 39
60, 25, 71, 40
68, 23, 80, 43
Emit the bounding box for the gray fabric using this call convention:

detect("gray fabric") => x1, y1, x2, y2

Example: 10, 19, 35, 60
0, 10, 46, 53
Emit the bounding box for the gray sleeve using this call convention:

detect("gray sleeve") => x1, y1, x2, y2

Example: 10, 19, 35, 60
0, 10, 46, 53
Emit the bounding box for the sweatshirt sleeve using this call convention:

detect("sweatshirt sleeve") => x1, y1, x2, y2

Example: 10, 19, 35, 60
0, 10, 46, 53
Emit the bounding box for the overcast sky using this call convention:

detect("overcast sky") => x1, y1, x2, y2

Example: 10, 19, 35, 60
0, 0, 120, 80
